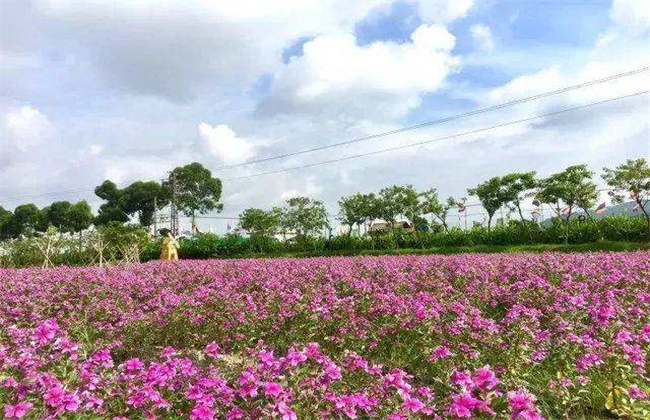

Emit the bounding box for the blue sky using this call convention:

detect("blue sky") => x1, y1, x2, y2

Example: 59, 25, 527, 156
1, 0, 648, 231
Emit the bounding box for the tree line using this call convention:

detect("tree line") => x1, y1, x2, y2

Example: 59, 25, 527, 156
237, 159, 650, 238
1, 158, 649, 240
0, 162, 223, 239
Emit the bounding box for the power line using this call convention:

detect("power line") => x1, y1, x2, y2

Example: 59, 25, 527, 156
212, 66, 648, 171
2, 67, 647, 203
224, 90, 648, 181
3, 188, 97, 202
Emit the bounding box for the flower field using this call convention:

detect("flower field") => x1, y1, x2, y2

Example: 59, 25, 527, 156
1, 253, 649, 419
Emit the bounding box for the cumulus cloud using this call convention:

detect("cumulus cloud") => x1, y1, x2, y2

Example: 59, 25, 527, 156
608, 0, 650, 37
260, 24, 458, 120
280, 175, 323, 200
2, 0, 389, 100
2, 105, 52, 152
418, 0, 474, 23
470, 24, 494, 51
198, 123, 255, 165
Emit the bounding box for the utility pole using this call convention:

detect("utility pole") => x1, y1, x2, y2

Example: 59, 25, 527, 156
153, 196, 158, 236
169, 171, 179, 236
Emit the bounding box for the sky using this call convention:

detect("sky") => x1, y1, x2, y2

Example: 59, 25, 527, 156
1, 0, 649, 232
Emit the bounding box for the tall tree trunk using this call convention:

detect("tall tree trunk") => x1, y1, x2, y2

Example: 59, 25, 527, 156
516, 199, 524, 221
638, 199, 650, 240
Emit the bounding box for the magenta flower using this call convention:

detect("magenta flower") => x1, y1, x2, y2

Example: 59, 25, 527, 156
429, 345, 454, 361
205, 342, 221, 358
449, 393, 482, 418
402, 397, 425, 412
629, 385, 648, 400
473, 365, 498, 391
3, 402, 33, 419
190, 404, 215, 420
264, 382, 283, 398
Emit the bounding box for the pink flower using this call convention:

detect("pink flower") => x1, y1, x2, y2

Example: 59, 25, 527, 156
450, 370, 473, 389
44, 386, 65, 407
4, 402, 33, 418
276, 401, 297, 420
429, 345, 454, 361
264, 382, 283, 398
190, 404, 215, 420
402, 397, 425, 412
516, 409, 545, 420
449, 393, 482, 418
629, 385, 648, 400
125, 358, 144, 373
508, 390, 534, 412
324, 361, 342, 380
35, 318, 60, 344
473, 365, 498, 391
205, 342, 221, 358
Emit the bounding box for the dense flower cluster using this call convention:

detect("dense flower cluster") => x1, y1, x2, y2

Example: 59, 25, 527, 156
1, 252, 649, 418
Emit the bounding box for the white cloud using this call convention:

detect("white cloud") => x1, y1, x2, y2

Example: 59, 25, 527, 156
470, 23, 494, 51
261, 24, 458, 120
280, 176, 323, 200
89, 144, 103, 155
2, 105, 52, 152
418, 0, 474, 23
14, 0, 389, 100
609, 0, 650, 37
199, 123, 255, 165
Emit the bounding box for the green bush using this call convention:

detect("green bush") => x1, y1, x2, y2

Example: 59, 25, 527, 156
0, 215, 647, 267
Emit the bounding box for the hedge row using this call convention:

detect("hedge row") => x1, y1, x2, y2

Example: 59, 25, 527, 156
141, 215, 649, 261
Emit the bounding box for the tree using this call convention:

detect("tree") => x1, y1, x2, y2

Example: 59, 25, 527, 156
338, 193, 368, 235
167, 163, 223, 225
378, 185, 420, 227
47, 201, 73, 231
95, 180, 123, 203
468, 177, 509, 231
419, 189, 455, 233
501, 172, 536, 220
239, 207, 281, 236
0, 206, 13, 239
94, 180, 129, 226
95, 205, 130, 226
283, 197, 328, 236
122, 181, 170, 226
358, 193, 381, 234
35, 205, 51, 232
603, 158, 650, 236
536, 164, 598, 219
9, 204, 41, 237
67, 201, 94, 234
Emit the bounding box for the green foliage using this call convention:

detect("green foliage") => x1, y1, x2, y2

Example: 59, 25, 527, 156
95, 222, 150, 260
122, 181, 170, 226
42, 201, 72, 231
337, 193, 368, 234
501, 171, 536, 219
603, 158, 650, 236
468, 176, 510, 230
419, 189, 456, 233
377, 184, 419, 226
0, 206, 13, 239
536, 164, 598, 218
167, 162, 223, 221
9, 203, 41, 236
282, 196, 328, 236
94, 180, 129, 226
238, 207, 281, 236
67, 201, 94, 234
